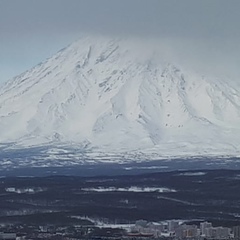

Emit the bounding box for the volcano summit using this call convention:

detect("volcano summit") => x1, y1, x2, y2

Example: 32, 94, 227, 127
0, 36, 240, 163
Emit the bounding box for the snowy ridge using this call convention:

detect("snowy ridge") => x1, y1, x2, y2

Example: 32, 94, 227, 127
0, 36, 240, 161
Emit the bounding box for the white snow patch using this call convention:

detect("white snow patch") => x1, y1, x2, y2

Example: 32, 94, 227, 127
81, 186, 176, 193
178, 172, 206, 176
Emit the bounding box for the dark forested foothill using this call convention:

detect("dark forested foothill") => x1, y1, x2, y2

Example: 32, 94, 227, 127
0, 169, 239, 227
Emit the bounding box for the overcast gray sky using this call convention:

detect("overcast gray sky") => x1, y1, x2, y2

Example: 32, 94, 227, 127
1, 0, 240, 84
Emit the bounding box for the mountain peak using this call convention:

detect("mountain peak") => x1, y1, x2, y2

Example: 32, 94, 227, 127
0, 36, 240, 159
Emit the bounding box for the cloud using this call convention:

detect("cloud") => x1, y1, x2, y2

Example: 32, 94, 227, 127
0, 0, 240, 84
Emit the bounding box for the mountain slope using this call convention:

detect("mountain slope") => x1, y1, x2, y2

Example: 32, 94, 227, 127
0, 36, 240, 159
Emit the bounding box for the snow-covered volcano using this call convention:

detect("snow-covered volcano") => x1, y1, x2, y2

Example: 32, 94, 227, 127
0, 36, 240, 159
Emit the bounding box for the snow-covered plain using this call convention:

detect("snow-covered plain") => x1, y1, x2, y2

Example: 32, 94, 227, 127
0, 36, 240, 165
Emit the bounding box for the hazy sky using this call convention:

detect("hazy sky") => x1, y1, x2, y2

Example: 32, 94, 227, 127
1, 0, 240, 85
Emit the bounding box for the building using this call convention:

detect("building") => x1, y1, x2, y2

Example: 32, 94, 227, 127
168, 220, 180, 232
200, 221, 212, 236
233, 226, 240, 239
175, 224, 199, 238
204, 226, 230, 239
